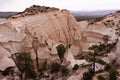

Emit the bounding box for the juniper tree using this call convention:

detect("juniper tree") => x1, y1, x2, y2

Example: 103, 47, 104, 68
56, 44, 66, 62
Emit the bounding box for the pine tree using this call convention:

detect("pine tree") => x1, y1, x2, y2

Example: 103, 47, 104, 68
87, 43, 107, 74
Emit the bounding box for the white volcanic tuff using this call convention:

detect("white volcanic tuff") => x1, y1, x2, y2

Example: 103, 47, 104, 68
10, 11, 81, 44
0, 10, 82, 70
65, 49, 89, 67
11, 20, 26, 32
79, 20, 117, 53
0, 55, 15, 71
0, 22, 26, 42
78, 21, 88, 33
0, 29, 25, 42
85, 22, 116, 37
115, 38, 120, 63
0, 22, 26, 58
8, 10, 82, 59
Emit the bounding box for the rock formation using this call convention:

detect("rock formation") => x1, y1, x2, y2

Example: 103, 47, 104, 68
0, 6, 82, 71
0, 5, 120, 80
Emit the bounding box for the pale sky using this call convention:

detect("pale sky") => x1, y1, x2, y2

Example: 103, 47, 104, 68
0, 0, 120, 11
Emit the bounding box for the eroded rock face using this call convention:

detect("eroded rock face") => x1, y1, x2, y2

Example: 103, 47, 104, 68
79, 11, 120, 53
0, 8, 82, 70
77, 11, 120, 74
0, 55, 15, 71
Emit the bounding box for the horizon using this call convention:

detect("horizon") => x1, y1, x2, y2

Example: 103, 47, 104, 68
0, 0, 120, 12
0, 9, 119, 13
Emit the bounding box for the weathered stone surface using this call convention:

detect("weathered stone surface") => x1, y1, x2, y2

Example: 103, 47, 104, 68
0, 8, 82, 70
0, 55, 15, 71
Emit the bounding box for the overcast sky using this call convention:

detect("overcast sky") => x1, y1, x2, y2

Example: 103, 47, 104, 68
0, 0, 120, 11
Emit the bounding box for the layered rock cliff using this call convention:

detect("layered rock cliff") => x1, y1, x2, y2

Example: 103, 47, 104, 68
0, 6, 82, 71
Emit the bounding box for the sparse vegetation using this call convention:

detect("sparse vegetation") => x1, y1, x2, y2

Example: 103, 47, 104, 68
21, 5, 59, 17
1, 67, 14, 76
104, 64, 111, 71
103, 35, 110, 44
82, 68, 94, 80
72, 64, 79, 70
50, 61, 70, 78
61, 65, 69, 76
50, 62, 61, 73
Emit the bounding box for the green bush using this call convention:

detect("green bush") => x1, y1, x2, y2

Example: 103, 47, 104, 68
82, 71, 93, 80
2, 67, 14, 76
56, 44, 66, 62
97, 75, 106, 80
82, 69, 94, 80
61, 65, 69, 76
72, 64, 79, 70
104, 64, 111, 71
51, 62, 61, 73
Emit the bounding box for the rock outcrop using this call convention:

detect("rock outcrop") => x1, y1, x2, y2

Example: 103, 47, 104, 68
79, 11, 120, 54
0, 6, 82, 70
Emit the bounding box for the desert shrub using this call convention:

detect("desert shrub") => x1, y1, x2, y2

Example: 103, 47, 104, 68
111, 59, 120, 68
104, 64, 111, 71
108, 68, 118, 80
97, 75, 106, 80
2, 67, 14, 76
72, 64, 79, 70
82, 71, 93, 80
82, 69, 94, 80
50, 62, 61, 73
61, 65, 69, 76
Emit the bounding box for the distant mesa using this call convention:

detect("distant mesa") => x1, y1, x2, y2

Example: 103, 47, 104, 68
0, 12, 18, 18
72, 10, 119, 21
0, 5, 119, 21
116, 10, 120, 13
